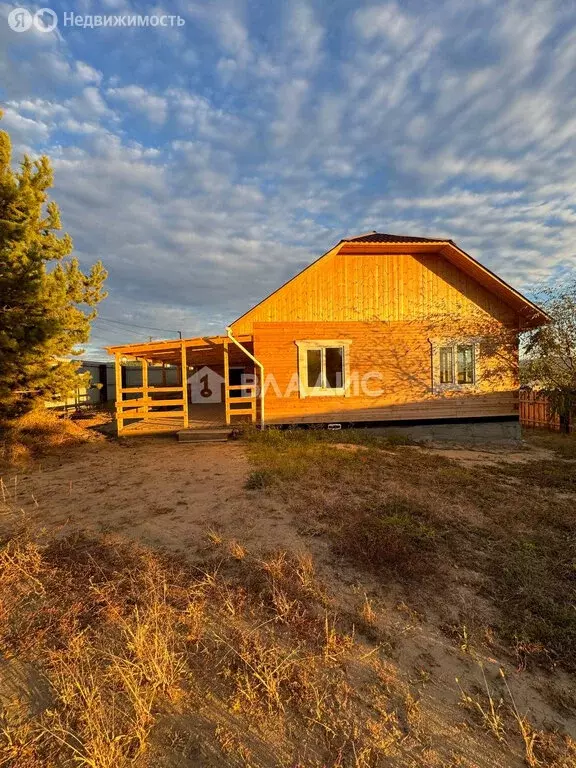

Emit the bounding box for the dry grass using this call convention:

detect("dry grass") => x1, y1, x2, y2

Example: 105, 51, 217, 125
244, 429, 576, 674
457, 664, 576, 768
2, 426, 576, 767
0, 408, 101, 468
524, 430, 576, 460
0, 511, 439, 767
457, 668, 506, 743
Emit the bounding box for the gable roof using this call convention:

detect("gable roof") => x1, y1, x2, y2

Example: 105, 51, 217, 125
344, 231, 449, 244
230, 233, 550, 331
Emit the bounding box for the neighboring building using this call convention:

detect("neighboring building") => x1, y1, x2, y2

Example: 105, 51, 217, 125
106, 233, 548, 439
48, 361, 179, 408
78, 360, 115, 404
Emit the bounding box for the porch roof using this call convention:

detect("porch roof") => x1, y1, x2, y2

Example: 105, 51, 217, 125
105, 334, 253, 365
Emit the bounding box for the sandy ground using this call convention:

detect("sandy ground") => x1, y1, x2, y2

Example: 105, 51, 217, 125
1, 434, 559, 559
1, 437, 301, 558
422, 442, 557, 466
333, 440, 557, 466
2, 433, 575, 767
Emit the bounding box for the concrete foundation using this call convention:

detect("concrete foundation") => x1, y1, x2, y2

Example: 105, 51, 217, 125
366, 419, 522, 445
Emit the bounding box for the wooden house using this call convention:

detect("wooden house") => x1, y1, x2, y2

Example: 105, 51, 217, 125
106, 233, 548, 440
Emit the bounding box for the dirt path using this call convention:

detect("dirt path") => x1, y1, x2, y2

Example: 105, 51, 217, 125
1, 437, 299, 557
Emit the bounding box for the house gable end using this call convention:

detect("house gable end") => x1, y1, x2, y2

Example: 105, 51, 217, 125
230, 241, 524, 334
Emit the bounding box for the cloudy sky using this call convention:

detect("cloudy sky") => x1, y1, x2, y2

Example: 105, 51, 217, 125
2, 0, 576, 356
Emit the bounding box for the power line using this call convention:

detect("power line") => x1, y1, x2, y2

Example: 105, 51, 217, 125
94, 315, 182, 337
95, 316, 179, 333
90, 324, 177, 345
91, 322, 144, 337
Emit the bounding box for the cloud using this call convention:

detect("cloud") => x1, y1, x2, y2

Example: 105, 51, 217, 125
354, 2, 420, 47
1, 107, 50, 147
166, 88, 252, 145
284, 1, 324, 74
75, 61, 102, 85
107, 84, 168, 125
1, 0, 575, 357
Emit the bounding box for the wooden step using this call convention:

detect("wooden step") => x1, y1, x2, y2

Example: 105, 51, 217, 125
177, 428, 232, 443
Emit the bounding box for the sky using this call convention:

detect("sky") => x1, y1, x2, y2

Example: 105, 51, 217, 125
1, 0, 576, 358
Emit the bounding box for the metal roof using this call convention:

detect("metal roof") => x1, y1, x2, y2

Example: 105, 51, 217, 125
344, 232, 449, 244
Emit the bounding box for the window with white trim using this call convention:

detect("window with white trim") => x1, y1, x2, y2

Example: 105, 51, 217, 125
296, 340, 351, 397
438, 343, 476, 385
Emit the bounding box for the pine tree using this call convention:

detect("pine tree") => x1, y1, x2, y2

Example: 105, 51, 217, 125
0, 112, 107, 421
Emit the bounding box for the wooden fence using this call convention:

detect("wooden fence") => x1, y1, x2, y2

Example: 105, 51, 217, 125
519, 390, 573, 433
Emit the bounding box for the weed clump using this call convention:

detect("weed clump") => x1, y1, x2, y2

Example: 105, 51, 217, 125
335, 497, 440, 580
244, 469, 274, 489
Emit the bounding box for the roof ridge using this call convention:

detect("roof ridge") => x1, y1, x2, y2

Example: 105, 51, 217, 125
344, 232, 450, 243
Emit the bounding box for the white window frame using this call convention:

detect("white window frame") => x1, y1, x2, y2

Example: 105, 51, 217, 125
295, 340, 351, 398
433, 339, 480, 391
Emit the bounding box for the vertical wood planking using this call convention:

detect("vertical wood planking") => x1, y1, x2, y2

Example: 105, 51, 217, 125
232, 251, 517, 333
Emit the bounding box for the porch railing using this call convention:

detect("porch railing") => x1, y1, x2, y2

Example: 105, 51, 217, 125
225, 383, 257, 425
114, 342, 188, 433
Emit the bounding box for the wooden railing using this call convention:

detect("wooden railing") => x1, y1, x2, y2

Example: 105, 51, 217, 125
116, 386, 186, 425
223, 339, 257, 425
115, 342, 188, 433
226, 383, 257, 424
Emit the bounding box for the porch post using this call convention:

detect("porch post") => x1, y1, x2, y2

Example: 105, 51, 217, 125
223, 340, 230, 426
181, 342, 189, 428
141, 357, 149, 418
114, 352, 124, 434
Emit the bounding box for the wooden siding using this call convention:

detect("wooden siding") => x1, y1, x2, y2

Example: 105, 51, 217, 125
232, 251, 517, 335
254, 321, 518, 425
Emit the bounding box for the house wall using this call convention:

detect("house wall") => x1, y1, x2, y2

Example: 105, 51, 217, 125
232, 247, 522, 426
232, 250, 518, 334
253, 320, 519, 425
46, 361, 112, 408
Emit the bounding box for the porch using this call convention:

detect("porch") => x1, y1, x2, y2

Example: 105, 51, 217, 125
105, 334, 262, 437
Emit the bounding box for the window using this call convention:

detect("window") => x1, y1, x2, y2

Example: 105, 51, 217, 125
296, 340, 350, 396
439, 346, 454, 384
325, 347, 344, 388
457, 344, 474, 384
306, 346, 344, 389
438, 343, 476, 386
306, 349, 322, 388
